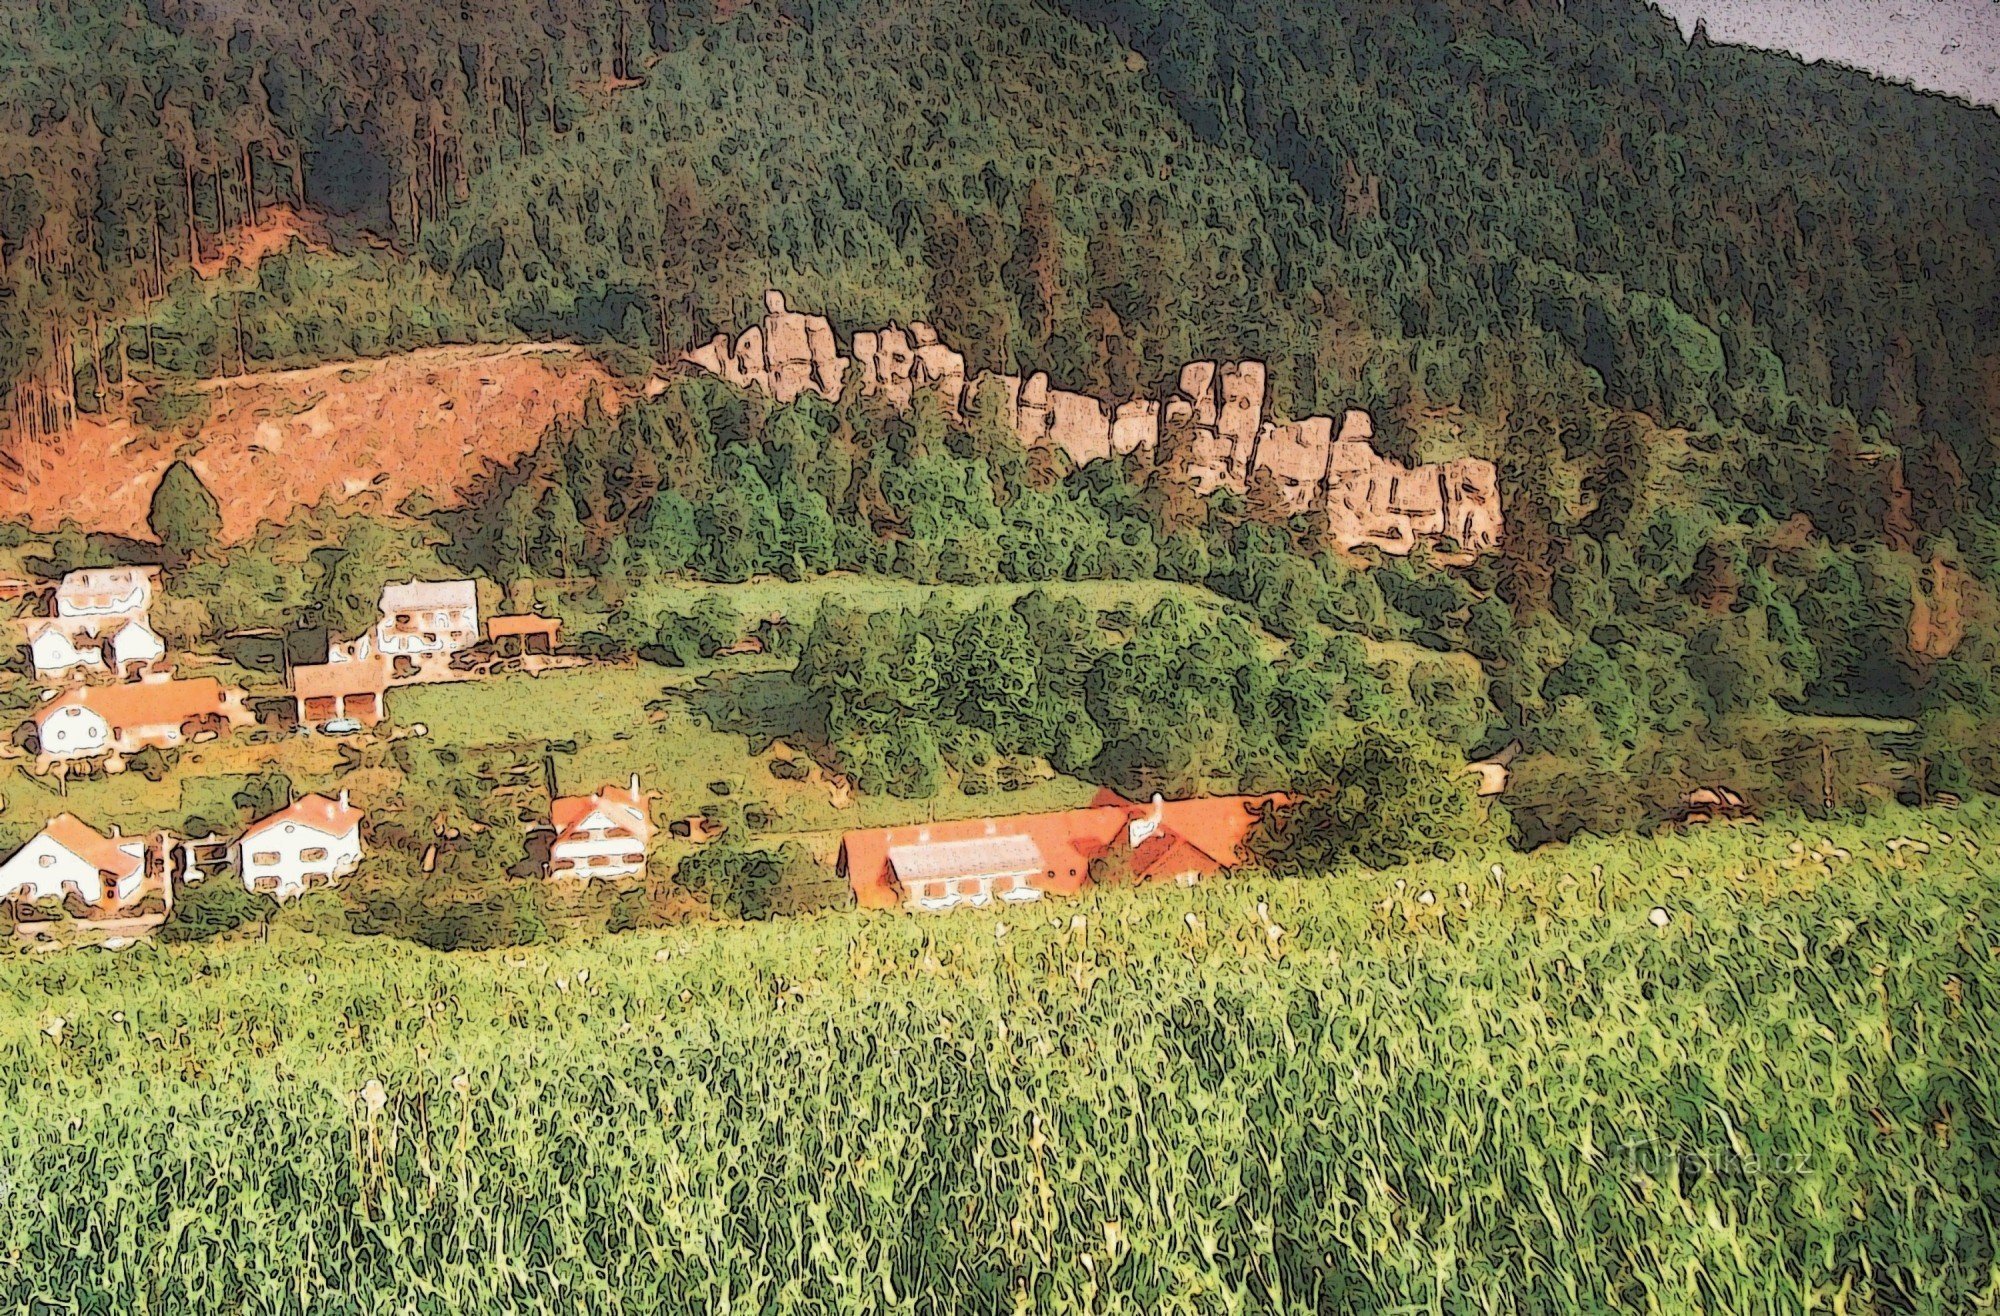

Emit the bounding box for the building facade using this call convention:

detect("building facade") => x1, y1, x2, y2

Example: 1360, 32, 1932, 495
238, 792, 365, 899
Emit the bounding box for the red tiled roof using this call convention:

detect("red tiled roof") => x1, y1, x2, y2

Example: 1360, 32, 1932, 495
488, 614, 560, 638
40, 813, 144, 883
293, 656, 391, 700
35, 677, 239, 730
840, 791, 1281, 909
551, 781, 652, 844
245, 793, 364, 840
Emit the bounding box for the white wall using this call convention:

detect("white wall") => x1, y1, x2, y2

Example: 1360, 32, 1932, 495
0, 834, 111, 903
377, 605, 477, 654
549, 814, 647, 879
903, 869, 1042, 912
239, 823, 363, 900
36, 704, 111, 759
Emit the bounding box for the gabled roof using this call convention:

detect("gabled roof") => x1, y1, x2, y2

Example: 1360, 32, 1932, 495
551, 780, 652, 844
379, 579, 477, 614
33, 677, 239, 729
37, 813, 144, 882
244, 793, 364, 840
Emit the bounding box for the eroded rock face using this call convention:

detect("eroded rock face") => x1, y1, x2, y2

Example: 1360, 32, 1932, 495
683, 291, 1503, 555
685, 291, 849, 404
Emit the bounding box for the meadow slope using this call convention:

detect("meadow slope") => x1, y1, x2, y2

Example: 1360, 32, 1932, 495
1, 808, 1996, 1312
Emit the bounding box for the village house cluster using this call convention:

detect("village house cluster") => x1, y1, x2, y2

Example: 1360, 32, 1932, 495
4, 567, 1475, 930
1, 570, 593, 918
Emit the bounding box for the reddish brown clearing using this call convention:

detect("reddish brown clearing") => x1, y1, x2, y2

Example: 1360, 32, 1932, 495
3, 343, 623, 541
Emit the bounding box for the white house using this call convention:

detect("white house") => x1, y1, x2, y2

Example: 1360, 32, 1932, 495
55, 566, 156, 623
27, 694, 112, 759
105, 618, 165, 677
238, 791, 365, 899
375, 579, 479, 660
548, 776, 653, 879
24, 614, 164, 682
0, 814, 146, 906
23, 676, 252, 762
25, 621, 103, 681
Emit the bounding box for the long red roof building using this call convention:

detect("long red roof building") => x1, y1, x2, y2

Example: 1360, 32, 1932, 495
839, 789, 1279, 912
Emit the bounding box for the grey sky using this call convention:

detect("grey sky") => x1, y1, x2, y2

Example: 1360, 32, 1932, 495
1653, 0, 2000, 107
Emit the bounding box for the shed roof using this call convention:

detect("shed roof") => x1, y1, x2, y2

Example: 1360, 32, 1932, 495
489, 614, 560, 638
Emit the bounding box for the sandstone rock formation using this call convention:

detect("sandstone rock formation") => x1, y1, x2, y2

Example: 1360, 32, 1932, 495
683, 292, 1503, 556
686, 291, 848, 404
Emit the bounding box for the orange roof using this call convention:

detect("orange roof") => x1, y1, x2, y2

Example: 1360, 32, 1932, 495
488, 614, 560, 638
245, 792, 364, 839
293, 656, 391, 699
40, 813, 144, 882
841, 791, 1280, 909
551, 780, 653, 844
36, 677, 239, 729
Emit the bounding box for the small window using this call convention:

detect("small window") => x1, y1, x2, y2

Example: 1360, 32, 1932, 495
300, 848, 328, 863
251, 851, 280, 865
589, 855, 610, 867
303, 872, 329, 886
926, 882, 945, 899
623, 853, 644, 866
38, 854, 54, 868
253, 876, 280, 893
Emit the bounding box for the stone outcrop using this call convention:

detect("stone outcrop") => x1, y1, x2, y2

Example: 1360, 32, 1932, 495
686, 290, 848, 404
682, 291, 1503, 556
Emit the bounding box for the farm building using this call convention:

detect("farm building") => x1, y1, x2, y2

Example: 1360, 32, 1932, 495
487, 614, 560, 654
238, 792, 365, 899
21, 675, 252, 761
839, 790, 1277, 912
0, 813, 150, 906
292, 655, 391, 726
547, 776, 654, 879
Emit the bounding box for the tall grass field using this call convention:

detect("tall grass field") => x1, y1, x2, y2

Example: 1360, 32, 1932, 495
3, 808, 1996, 1312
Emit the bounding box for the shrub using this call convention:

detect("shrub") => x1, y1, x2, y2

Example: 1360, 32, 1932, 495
163, 877, 274, 943
1251, 727, 1492, 874
672, 843, 813, 920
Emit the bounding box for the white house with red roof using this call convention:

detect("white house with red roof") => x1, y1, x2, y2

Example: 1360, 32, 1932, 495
23, 675, 252, 762
547, 775, 653, 879
0, 814, 148, 906
238, 791, 365, 899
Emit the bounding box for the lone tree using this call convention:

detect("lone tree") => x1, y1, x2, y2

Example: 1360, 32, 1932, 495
148, 460, 222, 566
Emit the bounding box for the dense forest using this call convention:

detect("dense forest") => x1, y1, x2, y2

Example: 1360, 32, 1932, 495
1, 0, 1997, 840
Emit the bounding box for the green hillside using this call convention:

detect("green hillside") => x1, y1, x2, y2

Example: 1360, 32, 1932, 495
3, 0, 1999, 841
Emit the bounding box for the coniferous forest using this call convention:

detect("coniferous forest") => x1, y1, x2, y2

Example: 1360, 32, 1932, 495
1, 0, 1998, 841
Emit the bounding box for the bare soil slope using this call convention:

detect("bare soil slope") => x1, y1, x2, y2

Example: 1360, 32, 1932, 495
3, 344, 622, 540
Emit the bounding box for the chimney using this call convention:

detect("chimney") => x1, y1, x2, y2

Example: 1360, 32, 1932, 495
630, 773, 641, 797
338, 788, 349, 810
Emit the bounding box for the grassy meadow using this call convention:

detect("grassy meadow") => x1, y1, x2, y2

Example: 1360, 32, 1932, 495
1, 806, 1995, 1312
